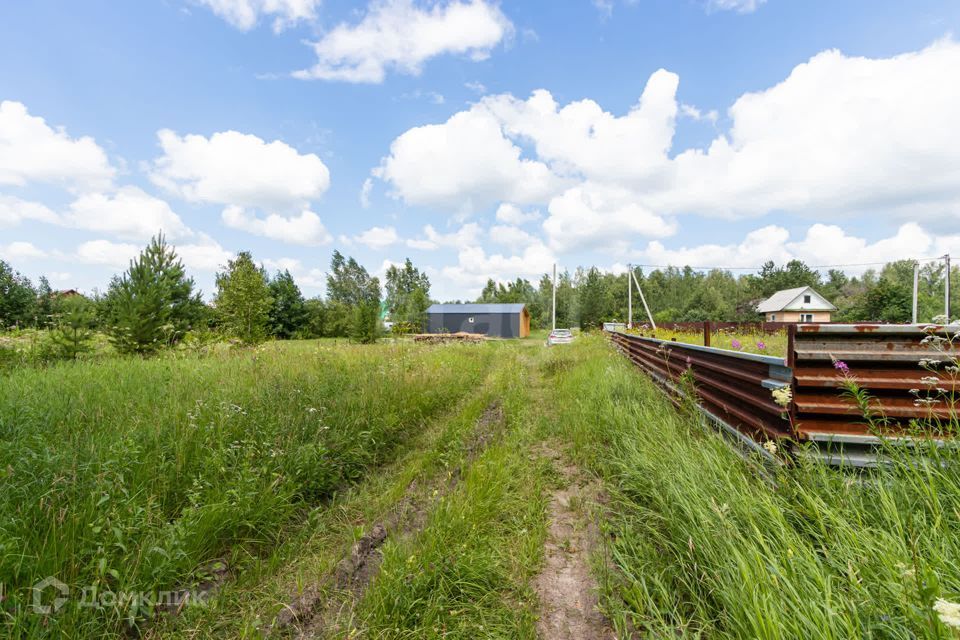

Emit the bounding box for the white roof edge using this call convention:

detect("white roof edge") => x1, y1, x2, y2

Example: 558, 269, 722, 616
756, 286, 837, 313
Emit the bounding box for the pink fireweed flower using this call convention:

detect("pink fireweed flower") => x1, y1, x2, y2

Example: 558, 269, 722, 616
756, 341, 767, 351
833, 360, 850, 374
731, 339, 742, 350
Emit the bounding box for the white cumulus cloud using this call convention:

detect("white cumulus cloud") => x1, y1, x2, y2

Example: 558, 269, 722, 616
64, 187, 192, 241
494, 203, 540, 225
707, 0, 766, 13
0, 241, 47, 261
374, 39, 960, 255
74, 239, 141, 267
481, 71, 679, 185
544, 184, 676, 253
352, 225, 400, 249
196, 0, 320, 31
405, 223, 482, 251
74, 236, 232, 272
440, 240, 555, 294
294, 0, 513, 83
374, 107, 565, 212
659, 39, 960, 220
150, 129, 331, 211
175, 237, 235, 272
221, 205, 332, 246
0, 101, 114, 190
488, 224, 538, 252
639, 223, 960, 274
0, 195, 60, 227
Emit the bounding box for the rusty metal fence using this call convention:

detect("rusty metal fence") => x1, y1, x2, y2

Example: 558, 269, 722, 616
790, 324, 958, 439
609, 323, 959, 464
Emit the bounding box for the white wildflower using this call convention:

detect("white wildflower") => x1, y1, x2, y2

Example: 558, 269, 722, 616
763, 441, 778, 455
932, 314, 950, 325
920, 376, 941, 386
771, 386, 793, 408
934, 598, 960, 629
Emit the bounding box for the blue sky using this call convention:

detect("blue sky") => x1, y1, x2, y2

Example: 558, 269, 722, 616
2, 0, 959, 300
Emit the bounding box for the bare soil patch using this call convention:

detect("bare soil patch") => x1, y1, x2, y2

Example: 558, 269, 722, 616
534, 444, 613, 640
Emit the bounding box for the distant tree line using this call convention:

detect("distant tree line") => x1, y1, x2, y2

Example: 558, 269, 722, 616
3, 240, 957, 359
470, 259, 959, 330
0, 236, 433, 358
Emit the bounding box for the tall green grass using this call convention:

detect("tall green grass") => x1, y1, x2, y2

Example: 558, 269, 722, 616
0, 340, 492, 635
351, 347, 549, 639
556, 336, 960, 639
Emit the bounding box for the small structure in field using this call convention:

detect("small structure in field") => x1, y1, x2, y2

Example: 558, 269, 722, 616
412, 332, 486, 344
756, 286, 836, 322
426, 303, 531, 338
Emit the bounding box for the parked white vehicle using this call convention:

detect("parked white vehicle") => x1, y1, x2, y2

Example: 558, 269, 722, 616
546, 328, 574, 346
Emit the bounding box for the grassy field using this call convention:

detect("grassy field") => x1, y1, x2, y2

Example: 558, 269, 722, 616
627, 326, 788, 356
3, 334, 960, 638
0, 339, 495, 634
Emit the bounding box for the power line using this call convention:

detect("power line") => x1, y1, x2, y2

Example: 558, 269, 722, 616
630, 256, 946, 272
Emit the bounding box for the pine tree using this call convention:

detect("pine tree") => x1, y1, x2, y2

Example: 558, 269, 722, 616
103, 235, 200, 355
578, 267, 605, 330
215, 252, 273, 344
48, 295, 96, 359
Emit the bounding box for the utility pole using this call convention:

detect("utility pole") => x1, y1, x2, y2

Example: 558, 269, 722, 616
627, 263, 632, 329
552, 263, 557, 330
912, 261, 920, 324
945, 254, 952, 322
631, 269, 657, 330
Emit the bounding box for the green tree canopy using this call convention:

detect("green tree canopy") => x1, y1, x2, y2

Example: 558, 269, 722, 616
578, 267, 605, 330
215, 251, 273, 344
0, 260, 36, 328
102, 235, 201, 355
268, 269, 307, 339
385, 258, 431, 328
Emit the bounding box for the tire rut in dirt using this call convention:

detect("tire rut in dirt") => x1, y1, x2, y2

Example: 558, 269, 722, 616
267, 401, 507, 639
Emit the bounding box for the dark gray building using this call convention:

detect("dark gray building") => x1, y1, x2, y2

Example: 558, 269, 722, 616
426, 303, 531, 338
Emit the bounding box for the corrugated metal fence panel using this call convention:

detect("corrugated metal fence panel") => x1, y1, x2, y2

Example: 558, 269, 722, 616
610, 332, 793, 441
790, 324, 959, 440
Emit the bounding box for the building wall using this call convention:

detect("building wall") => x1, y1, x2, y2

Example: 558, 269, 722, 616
766, 311, 832, 322
427, 312, 521, 338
